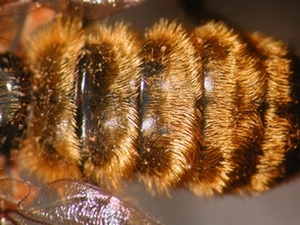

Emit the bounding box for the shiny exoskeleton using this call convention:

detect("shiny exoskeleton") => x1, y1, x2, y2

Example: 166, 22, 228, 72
0, 53, 30, 158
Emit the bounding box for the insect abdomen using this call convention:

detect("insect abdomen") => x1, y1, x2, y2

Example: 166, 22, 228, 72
18, 17, 300, 196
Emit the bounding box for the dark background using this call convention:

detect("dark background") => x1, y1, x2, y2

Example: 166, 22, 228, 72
108, 1, 300, 225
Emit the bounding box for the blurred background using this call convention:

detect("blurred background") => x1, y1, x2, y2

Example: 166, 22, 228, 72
110, 1, 300, 225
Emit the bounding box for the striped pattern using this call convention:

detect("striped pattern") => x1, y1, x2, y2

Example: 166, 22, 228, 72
19, 17, 300, 196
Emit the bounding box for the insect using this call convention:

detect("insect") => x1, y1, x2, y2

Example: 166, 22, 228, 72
1, 0, 300, 194
0, 0, 300, 224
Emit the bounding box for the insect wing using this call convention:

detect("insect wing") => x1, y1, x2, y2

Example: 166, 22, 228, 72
0, 0, 43, 51
37, 0, 147, 19
0, 179, 39, 225
18, 180, 162, 225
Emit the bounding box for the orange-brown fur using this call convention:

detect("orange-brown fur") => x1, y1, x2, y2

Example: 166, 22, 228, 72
17, 17, 300, 196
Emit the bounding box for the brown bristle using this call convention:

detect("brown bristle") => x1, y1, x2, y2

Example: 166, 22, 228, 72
80, 23, 141, 189
138, 20, 202, 193
185, 22, 267, 195
245, 33, 294, 193
19, 17, 83, 182
15, 17, 300, 195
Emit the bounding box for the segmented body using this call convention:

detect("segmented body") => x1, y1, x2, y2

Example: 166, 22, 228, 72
1, 17, 300, 196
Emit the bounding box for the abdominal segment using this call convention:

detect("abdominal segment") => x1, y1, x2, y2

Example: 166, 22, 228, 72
18, 17, 300, 195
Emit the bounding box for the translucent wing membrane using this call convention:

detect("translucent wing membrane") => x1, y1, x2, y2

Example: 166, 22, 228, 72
0, 179, 162, 225
0, 0, 147, 51
37, 0, 147, 19
0, 179, 34, 224
0, 0, 42, 51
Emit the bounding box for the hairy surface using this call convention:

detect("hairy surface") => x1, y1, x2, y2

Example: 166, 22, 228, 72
16, 17, 300, 196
